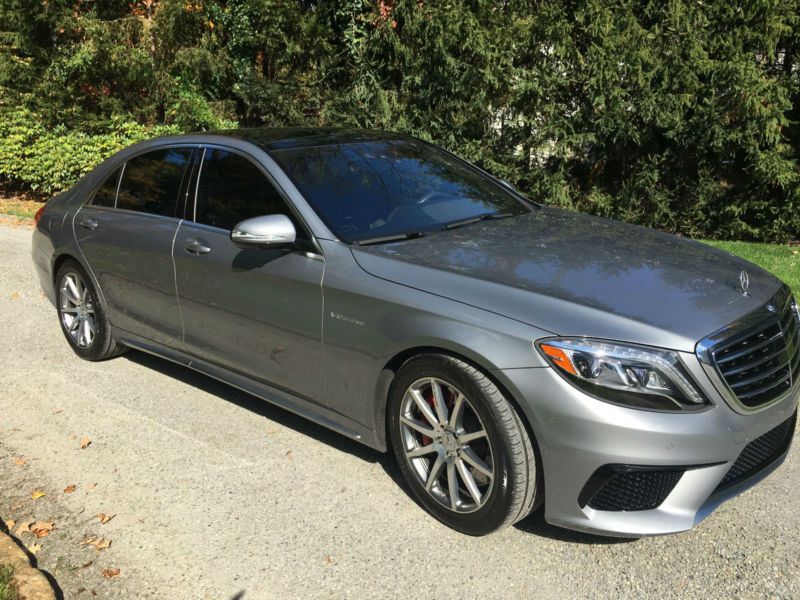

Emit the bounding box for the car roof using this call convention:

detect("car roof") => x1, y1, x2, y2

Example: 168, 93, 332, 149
203, 127, 412, 152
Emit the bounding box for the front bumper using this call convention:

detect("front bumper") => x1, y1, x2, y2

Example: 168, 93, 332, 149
496, 358, 799, 537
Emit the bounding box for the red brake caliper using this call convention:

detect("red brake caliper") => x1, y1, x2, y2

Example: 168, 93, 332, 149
419, 388, 439, 446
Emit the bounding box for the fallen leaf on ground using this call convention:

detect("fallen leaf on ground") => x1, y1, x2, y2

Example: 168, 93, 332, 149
31, 522, 54, 538
4, 519, 15, 531
15, 520, 34, 535
53, 408, 63, 414
101, 568, 120, 578
31, 490, 46, 500
85, 483, 97, 491
27, 542, 41, 555
75, 560, 93, 570
285, 450, 293, 460
96, 513, 116, 525
79, 436, 92, 449
82, 536, 112, 551
324, 555, 336, 566
64, 485, 77, 493
13, 457, 25, 466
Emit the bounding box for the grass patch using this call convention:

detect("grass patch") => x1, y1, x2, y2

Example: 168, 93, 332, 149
0, 194, 44, 219
0, 565, 19, 600
702, 240, 799, 297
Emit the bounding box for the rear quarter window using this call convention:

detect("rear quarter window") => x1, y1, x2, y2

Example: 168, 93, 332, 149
90, 167, 122, 207
116, 148, 193, 217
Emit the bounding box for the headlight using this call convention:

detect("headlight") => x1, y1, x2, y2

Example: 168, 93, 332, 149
536, 338, 710, 412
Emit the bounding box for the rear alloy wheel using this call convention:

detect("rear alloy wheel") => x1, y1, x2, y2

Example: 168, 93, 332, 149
390, 355, 541, 535
55, 260, 125, 361
59, 271, 97, 349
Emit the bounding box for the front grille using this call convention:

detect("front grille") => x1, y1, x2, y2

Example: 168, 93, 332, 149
587, 469, 684, 512
712, 298, 800, 408
715, 411, 796, 492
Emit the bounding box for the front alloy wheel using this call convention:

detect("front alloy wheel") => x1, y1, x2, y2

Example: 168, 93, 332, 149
399, 377, 494, 513
390, 355, 541, 535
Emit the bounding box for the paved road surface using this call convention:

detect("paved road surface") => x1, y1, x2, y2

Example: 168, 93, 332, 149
1, 221, 798, 599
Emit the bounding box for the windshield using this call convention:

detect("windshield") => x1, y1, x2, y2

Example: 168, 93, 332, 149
270, 139, 530, 243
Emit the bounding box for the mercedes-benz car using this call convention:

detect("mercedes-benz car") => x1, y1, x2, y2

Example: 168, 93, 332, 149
32, 128, 798, 537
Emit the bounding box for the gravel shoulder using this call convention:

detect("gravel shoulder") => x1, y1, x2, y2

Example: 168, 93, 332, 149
1, 222, 799, 599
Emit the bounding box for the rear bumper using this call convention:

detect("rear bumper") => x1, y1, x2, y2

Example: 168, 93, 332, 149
32, 228, 56, 306
497, 359, 799, 537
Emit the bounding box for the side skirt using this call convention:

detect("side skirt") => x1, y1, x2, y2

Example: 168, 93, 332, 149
114, 328, 382, 451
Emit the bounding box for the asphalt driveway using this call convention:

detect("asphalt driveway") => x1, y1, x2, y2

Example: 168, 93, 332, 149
1, 221, 798, 599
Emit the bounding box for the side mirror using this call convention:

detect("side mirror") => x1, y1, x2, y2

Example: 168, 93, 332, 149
231, 214, 297, 247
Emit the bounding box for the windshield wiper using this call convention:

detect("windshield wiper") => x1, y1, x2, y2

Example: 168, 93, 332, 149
442, 212, 515, 231
353, 231, 426, 246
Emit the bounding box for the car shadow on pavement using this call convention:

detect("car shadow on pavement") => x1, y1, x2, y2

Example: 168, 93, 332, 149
124, 350, 387, 465
124, 350, 417, 515
125, 350, 637, 546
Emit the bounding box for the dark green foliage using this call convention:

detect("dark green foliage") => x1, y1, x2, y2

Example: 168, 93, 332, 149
0, 0, 798, 241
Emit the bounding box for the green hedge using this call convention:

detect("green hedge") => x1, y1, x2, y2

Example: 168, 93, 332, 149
0, 106, 179, 194
0, 1, 798, 241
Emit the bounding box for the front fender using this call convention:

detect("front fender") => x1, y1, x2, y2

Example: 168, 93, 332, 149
318, 239, 550, 449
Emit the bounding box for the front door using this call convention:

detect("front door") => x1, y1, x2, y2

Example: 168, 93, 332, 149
173, 147, 325, 402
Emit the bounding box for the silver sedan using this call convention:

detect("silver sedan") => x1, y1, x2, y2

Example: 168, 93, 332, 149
32, 128, 799, 536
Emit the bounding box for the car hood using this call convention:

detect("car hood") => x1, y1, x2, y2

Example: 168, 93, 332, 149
351, 207, 783, 352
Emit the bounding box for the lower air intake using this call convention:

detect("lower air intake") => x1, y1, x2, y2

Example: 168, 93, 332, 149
586, 469, 684, 512
715, 411, 796, 492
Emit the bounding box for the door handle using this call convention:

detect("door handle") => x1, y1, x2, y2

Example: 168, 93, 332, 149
79, 217, 98, 230
184, 238, 211, 255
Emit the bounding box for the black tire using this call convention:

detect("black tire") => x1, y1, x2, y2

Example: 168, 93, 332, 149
55, 259, 126, 361
389, 354, 541, 535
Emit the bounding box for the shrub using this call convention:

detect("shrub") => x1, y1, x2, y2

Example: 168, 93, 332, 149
0, 0, 798, 241
0, 104, 179, 194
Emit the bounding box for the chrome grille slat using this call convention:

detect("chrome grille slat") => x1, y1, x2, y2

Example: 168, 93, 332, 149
785, 320, 799, 353
715, 331, 783, 365
728, 359, 790, 389
709, 293, 798, 409
720, 346, 788, 377
736, 374, 791, 400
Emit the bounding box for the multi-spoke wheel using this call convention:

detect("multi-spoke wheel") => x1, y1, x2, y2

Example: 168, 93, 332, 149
55, 259, 125, 361
59, 271, 97, 349
399, 377, 494, 513
390, 354, 541, 535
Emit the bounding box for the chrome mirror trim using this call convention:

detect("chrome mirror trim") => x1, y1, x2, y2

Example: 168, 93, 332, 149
231, 214, 297, 246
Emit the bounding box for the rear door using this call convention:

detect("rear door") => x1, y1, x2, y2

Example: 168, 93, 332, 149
173, 146, 325, 402
74, 146, 196, 347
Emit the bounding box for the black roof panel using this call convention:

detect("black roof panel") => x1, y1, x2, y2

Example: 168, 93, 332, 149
206, 127, 408, 152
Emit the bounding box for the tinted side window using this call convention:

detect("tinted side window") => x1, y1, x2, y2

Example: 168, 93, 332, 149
116, 148, 193, 217
194, 149, 302, 235
91, 167, 121, 207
